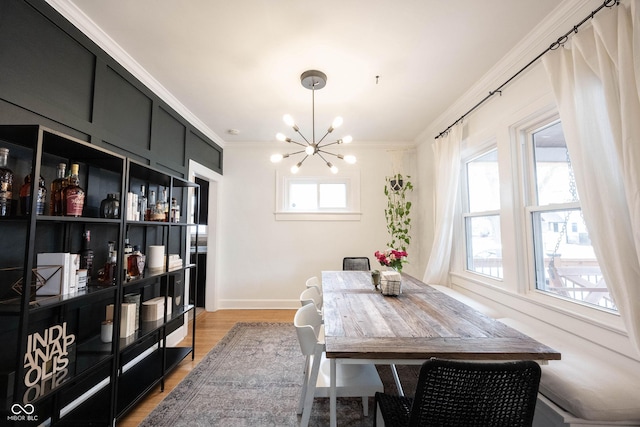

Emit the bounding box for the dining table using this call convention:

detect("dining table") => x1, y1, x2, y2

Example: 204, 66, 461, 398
321, 270, 561, 427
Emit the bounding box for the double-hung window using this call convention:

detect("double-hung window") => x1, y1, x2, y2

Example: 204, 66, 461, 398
463, 149, 503, 279
525, 120, 615, 310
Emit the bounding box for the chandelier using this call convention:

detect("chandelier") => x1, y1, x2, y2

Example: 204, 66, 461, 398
270, 70, 356, 174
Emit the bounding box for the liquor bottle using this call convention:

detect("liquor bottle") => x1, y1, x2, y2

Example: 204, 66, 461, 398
138, 185, 147, 221
0, 147, 14, 217
146, 190, 156, 221
127, 245, 145, 280
50, 163, 66, 216
149, 189, 165, 222
64, 163, 85, 217
79, 230, 94, 285
170, 198, 180, 223
98, 241, 117, 286
123, 238, 133, 281
19, 173, 46, 215
160, 188, 169, 221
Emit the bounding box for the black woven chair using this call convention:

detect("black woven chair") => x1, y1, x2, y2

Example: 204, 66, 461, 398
342, 257, 371, 271
374, 359, 541, 427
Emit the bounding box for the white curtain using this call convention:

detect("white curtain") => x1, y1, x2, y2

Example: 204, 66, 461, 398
423, 123, 463, 285
542, 2, 640, 354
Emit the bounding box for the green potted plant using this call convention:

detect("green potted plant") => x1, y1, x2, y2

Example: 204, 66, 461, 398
384, 173, 413, 252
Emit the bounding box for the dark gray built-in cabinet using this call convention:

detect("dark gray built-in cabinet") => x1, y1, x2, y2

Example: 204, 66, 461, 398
0, 0, 220, 425
0, 125, 200, 425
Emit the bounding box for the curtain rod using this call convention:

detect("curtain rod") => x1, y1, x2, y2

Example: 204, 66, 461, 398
435, 0, 619, 140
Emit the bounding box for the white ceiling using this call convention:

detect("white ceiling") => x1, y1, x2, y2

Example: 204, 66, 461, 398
59, 0, 561, 145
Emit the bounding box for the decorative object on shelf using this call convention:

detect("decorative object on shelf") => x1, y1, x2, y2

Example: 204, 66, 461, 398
371, 270, 381, 290
374, 248, 408, 273
170, 197, 180, 222
100, 320, 113, 343
79, 230, 94, 285
2, 266, 55, 303
64, 163, 85, 217
23, 322, 75, 389
148, 245, 165, 273
50, 162, 67, 216
0, 147, 14, 217
380, 270, 402, 296
270, 70, 356, 174
100, 193, 120, 219
19, 172, 46, 215
97, 241, 117, 285
384, 173, 413, 251
127, 245, 145, 280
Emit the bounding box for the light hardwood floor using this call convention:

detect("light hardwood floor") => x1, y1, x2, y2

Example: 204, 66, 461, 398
117, 309, 296, 426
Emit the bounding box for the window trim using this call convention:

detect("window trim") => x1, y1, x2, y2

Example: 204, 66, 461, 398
461, 146, 504, 281
274, 171, 362, 221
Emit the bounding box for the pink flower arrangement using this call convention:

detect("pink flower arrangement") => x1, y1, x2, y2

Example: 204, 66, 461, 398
374, 249, 408, 272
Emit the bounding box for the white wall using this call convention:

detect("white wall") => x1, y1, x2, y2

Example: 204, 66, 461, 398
412, 0, 639, 362
218, 142, 419, 308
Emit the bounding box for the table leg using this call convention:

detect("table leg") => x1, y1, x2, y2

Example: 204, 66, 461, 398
391, 364, 404, 396
330, 358, 337, 427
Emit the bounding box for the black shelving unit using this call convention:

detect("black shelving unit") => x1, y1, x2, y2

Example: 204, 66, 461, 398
0, 125, 199, 426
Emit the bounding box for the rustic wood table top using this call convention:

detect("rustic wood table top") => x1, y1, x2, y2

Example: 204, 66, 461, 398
322, 271, 561, 361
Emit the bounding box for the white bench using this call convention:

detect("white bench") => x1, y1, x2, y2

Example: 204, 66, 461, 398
429, 285, 640, 426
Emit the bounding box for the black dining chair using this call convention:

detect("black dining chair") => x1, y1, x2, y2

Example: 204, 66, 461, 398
374, 359, 542, 427
342, 257, 371, 271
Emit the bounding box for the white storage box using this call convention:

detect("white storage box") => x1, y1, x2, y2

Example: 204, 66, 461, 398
380, 271, 402, 296
141, 296, 172, 321
105, 302, 138, 338
36, 253, 72, 296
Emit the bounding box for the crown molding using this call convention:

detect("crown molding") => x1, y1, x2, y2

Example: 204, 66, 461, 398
44, 0, 226, 148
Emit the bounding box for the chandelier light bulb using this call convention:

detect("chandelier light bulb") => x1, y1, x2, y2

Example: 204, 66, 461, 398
276, 133, 287, 142
342, 135, 353, 144
327, 162, 339, 174
283, 114, 295, 127
344, 155, 357, 164
328, 116, 343, 132
291, 163, 301, 174
270, 154, 284, 163
305, 145, 315, 155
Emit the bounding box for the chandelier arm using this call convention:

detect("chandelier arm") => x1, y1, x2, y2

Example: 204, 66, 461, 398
316, 149, 341, 158
317, 140, 341, 149
294, 129, 311, 145
284, 149, 307, 156
285, 139, 308, 148
316, 130, 332, 145
316, 152, 330, 163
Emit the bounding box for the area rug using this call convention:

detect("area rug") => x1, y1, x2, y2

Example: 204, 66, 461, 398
139, 322, 419, 427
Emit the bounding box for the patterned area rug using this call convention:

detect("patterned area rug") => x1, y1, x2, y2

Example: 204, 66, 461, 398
140, 322, 419, 427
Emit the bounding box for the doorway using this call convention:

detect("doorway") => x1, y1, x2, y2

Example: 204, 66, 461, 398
188, 160, 221, 312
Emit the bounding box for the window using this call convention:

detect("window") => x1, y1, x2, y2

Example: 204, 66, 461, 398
275, 172, 361, 221
526, 120, 616, 310
463, 149, 503, 279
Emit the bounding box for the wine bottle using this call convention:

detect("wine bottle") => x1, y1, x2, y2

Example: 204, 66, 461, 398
50, 163, 66, 216
64, 163, 85, 217
20, 173, 46, 215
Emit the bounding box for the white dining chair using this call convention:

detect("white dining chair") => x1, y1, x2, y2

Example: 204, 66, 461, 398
300, 286, 323, 314
294, 303, 383, 427
305, 275, 321, 292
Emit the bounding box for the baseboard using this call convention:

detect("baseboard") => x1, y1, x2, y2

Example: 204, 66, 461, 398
217, 299, 300, 309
